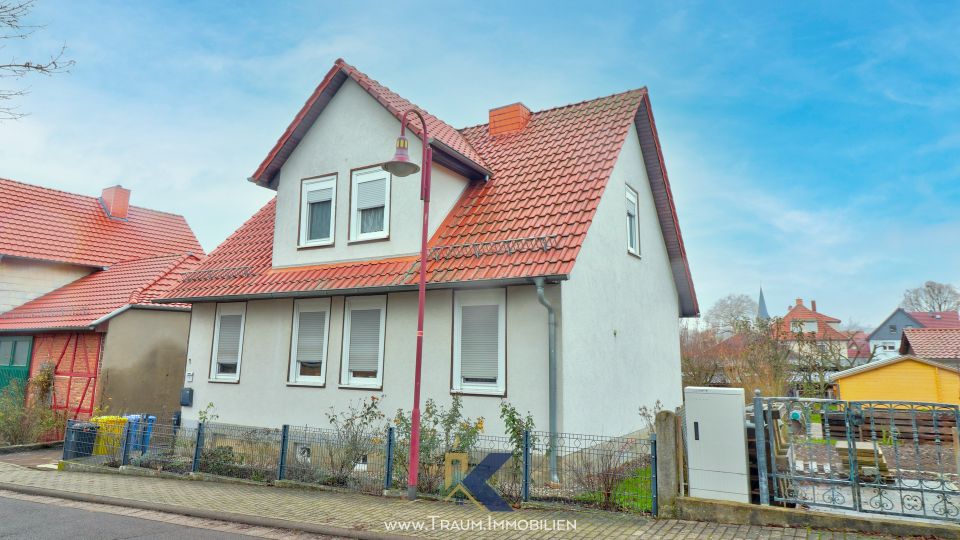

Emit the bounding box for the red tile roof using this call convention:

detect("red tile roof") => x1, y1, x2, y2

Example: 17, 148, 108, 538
162, 60, 697, 316
846, 330, 871, 359
906, 311, 960, 329
0, 253, 202, 331
0, 178, 203, 267
900, 328, 960, 359
778, 300, 848, 341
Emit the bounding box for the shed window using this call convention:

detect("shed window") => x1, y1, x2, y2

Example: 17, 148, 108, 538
300, 176, 336, 246
0, 336, 31, 367
453, 289, 506, 395
290, 298, 330, 385
212, 303, 245, 380
341, 296, 386, 387
626, 186, 640, 255
350, 168, 390, 241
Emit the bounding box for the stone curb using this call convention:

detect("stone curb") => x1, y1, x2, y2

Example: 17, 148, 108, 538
0, 441, 63, 455
675, 497, 960, 540
0, 481, 415, 540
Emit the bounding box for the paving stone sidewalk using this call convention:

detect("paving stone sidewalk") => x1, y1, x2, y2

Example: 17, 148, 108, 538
0, 462, 917, 539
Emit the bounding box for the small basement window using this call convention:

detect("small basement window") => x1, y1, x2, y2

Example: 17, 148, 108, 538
626, 186, 640, 255
300, 176, 336, 246
350, 167, 390, 241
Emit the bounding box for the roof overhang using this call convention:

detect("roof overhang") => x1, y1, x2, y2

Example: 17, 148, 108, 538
249, 62, 490, 190
152, 274, 567, 304
829, 354, 959, 382
633, 93, 699, 317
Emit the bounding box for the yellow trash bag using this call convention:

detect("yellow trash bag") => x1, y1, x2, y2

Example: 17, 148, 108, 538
91, 415, 128, 456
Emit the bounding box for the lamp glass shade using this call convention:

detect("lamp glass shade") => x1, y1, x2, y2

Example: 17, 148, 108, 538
383, 135, 420, 177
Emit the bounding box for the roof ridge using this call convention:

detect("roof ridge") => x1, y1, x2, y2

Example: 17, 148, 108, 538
128, 253, 200, 304
109, 251, 201, 266
457, 87, 648, 132
0, 176, 189, 219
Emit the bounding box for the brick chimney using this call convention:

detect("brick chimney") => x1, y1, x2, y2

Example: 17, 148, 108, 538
795, 298, 803, 307
811, 300, 817, 312
489, 103, 531, 136
100, 185, 130, 220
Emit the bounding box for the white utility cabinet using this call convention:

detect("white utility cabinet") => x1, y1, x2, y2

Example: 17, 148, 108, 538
684, 386, 750, 503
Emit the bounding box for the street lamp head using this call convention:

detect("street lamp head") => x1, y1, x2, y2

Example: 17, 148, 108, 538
383, 135, 420, 177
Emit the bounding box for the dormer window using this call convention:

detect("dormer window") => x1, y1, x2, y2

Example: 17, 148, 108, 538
299, 175, 336, 246
350, 167, 390, 241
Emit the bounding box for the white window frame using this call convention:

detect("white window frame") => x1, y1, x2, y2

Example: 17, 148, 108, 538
211, 303, 246, 382
349, 167, 391, 242
340, 295, 387, 388
626, 185, 641, 256
289, 298, 331, 386
452, 289, 506, 396
299, 175, 337, 247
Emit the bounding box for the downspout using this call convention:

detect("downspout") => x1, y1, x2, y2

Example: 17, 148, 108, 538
533, 277, 559, 483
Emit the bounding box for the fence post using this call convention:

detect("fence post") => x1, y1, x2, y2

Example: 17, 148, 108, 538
522, 430, 531, 502
384, 426, 395, 491
650, 432, 658, 516
192, 422, 205, 473
120, 420, 133, 466
278, 424, 289, 481
654, 410, 679, 517
753, 390, 770, 505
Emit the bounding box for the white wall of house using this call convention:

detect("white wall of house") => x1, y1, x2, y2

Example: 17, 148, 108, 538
869, 340, 900, 360
0, 256, 93, 313
560, 123, 683, 437
181, 284, 557, 437
271, 78, 469, 269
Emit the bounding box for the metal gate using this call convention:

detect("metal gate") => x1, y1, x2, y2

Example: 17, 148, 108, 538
755, 396, 959, 522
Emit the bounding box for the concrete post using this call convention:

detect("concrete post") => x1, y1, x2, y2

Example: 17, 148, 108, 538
655, 410, 679, 517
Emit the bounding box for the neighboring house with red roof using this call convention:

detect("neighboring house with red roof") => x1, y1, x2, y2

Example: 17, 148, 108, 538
868, 308, 960, 361
0, 178, 203, 419
156, 59, 698, 437
900, 328, 960, 369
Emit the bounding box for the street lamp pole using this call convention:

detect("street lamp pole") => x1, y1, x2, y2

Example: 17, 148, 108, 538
383, 109, 431, 501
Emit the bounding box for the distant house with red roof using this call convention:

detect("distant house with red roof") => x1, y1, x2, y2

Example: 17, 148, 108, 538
155, 59, 698, 437
776, 298, 860, 361
900, 327, 960, 368
0, 178, 203, 419
868, 308, 960, 361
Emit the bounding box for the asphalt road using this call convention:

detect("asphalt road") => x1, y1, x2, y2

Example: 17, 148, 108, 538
0, 495, 251, 539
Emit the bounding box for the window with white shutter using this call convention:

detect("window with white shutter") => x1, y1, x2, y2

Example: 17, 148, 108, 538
350, 168, 390, 241
453, 289, 506, 395
299, 176, 336, 246
212, 303, 246, 380
626, 186, 640, 256
340, 296, 386, 387
289, 298, 331, 385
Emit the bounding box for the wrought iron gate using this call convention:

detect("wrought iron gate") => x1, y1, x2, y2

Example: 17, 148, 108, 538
755, 396, 959, 522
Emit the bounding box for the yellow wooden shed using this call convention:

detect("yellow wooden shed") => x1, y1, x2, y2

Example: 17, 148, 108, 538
830, 355, 960, 405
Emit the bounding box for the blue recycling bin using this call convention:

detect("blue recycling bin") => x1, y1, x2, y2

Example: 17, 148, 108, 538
122, 414, 157, 453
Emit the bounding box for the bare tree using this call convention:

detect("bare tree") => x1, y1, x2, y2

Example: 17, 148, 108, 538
901, 281, 960, 312
704, 293, 759, 336
679, 322, 724, 387
1, 1, 73, 120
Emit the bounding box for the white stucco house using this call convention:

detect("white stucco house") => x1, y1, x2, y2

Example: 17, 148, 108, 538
157, 59, 699, 437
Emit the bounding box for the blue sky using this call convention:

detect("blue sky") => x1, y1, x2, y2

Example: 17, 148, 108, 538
2, 1, 959, 328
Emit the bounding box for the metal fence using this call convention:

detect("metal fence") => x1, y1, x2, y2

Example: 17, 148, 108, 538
754, 395, 960, 523
62, 415, 656, 514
